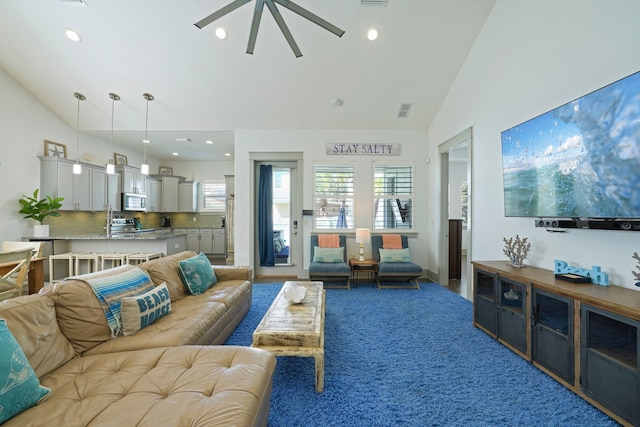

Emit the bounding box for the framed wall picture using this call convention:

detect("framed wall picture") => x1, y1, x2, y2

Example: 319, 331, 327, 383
114, 153, 128, 165
44, 140, 67, 158
159, 166, 173, 175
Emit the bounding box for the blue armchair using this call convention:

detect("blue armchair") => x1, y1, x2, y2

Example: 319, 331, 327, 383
309, 235, 351, 289
371, 235, 422, 289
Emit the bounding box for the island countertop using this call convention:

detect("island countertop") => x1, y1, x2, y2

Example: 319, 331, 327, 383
37, 229, 186, 240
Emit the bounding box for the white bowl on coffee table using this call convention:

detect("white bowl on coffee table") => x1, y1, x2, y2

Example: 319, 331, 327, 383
283, 285, 307, 304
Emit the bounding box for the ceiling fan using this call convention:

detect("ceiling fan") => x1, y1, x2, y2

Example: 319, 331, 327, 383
195, 0, 345, 57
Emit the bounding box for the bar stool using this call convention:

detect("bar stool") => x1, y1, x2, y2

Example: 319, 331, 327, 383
100, 252, 131, 270
126, 252, 163, 265
75, 252, 101, 275
49, 252, 77, 283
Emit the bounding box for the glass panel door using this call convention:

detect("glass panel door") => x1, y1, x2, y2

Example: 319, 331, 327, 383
254, 161, 300, 277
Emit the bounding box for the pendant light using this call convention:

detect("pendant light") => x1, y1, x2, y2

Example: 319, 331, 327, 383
73, 92, 86, 175
106, 92, 120, 174
141, 92, 154, 175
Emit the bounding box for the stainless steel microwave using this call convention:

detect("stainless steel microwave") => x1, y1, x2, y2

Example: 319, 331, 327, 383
121, 193, 146, 211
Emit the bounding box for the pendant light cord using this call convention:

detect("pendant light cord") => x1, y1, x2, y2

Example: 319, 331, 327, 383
144, 97, 148, 163
107, 93, 120, 173
111, 97, 115, 153
142, 93, 154, 162
76, 96, 81, 163
73, 92, 85, 169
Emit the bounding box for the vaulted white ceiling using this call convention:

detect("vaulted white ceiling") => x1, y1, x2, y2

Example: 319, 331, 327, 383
0, 0, 495, 160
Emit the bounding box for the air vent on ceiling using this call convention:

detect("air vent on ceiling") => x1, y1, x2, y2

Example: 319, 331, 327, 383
57, 0, 87, 5
360, 0, 388, 6
398, 103, 412, 118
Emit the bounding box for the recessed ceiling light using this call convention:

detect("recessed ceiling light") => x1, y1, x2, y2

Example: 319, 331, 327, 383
224, 153, 231, 157
215, 27, 228, 40
172, 152, 179, 156
65, 28, 82, 42
205, 140, 214, 144
367, 28, 378, 41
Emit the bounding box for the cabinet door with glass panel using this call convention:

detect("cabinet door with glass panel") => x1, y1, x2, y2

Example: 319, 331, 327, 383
532, 288, 574, 385
473, 268, 497, 336
498, 277, 528, 356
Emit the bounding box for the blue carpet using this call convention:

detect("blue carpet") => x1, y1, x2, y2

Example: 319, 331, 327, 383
226, 282, 619, 427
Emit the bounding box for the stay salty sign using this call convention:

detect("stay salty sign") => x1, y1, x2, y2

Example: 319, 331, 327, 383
326, 143, 400, 155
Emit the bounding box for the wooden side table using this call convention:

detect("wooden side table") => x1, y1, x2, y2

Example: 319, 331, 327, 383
349, 258, 378, 287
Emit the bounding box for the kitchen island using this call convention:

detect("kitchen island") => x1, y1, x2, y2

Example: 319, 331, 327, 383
28, 229, 187, 258
27, 230, 189, 281
46, 229, 188, 256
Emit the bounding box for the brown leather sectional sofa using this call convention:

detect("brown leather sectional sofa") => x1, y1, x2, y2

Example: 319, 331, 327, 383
0, 251, 276, 426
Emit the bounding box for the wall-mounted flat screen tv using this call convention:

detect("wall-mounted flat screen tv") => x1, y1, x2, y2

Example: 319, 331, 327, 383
501, 70, 640, 219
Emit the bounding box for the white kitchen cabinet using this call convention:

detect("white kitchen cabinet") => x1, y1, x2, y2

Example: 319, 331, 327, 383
199, 228, 214, 254
161, 176, 179, 212
184, 228, 223, 254
92, 168, 107, 211
145, 177, 162, 212
53, 160, 75, 210
179, 181, 199, 213
41, 157, 92, 211
212, 228, 225, 254
186, 229, 200, 252
119, 165, 146, 194
107, 173, 121, 211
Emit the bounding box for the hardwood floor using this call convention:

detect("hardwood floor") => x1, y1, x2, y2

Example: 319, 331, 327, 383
225, 254, 469, 299
446, 254, 467, 298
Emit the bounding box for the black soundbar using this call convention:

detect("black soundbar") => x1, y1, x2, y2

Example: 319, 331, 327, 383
534, 218, 640, 232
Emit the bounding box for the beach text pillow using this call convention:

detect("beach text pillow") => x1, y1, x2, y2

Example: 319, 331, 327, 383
121, 282, 172, 336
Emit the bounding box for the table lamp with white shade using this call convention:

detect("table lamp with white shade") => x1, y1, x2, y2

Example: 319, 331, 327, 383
355, 228, 371, 261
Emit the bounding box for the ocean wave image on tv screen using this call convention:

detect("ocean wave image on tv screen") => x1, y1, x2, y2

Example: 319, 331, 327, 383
501, 71, 640, 218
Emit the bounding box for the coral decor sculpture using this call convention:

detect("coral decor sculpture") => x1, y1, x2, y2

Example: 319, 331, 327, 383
633, 252, 640, 287
503, 235, 531, 267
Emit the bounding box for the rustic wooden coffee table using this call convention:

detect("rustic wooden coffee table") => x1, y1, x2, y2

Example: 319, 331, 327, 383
252, 281, 326, 392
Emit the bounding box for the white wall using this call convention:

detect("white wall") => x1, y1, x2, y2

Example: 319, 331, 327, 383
234, 129, 429, 273
166, 160, 233, 182
429, 0, 640, 289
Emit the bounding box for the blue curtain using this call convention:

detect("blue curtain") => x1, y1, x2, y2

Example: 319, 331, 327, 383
258, 165, 275, 266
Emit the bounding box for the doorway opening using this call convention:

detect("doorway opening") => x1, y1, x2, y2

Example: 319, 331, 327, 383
438, 128, 472, 300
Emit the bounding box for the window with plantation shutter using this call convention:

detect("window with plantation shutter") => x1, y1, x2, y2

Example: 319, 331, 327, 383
373, 164, 413, 229
313, 163, 354, 230
200, 180, 225, 212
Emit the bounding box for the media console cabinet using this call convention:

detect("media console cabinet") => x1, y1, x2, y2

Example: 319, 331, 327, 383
472, 261, 640, 426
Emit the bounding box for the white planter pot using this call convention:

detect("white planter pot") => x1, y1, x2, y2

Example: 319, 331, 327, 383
33, 224, 49, 238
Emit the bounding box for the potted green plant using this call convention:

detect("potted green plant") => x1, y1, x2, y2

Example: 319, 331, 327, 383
18, 189, 64, 237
